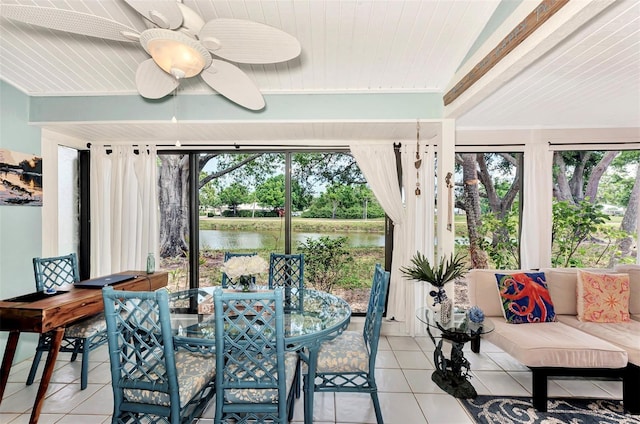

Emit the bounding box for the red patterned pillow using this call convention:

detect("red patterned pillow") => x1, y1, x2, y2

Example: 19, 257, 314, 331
577, 270, 630, 323
495, 272, 556, 324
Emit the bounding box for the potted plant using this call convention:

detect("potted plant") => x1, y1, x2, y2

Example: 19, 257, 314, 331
401, 251, 467, 307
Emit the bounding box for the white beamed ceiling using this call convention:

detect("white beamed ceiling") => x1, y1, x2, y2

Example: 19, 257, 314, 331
1, 0, 639, 141
0, 0, 498, 95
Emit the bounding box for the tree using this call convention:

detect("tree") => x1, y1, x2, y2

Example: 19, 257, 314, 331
460, 154, 489, 269
553, 151, 619, 204
608, 151, 640, 264
617, 163, 640, 261
199, 174, 219, 214
303, 183, 383, 219
551, 150, 640, 266
255, 175, 285, 210
551, 200, 611, 267
293, 153, 366, 188
218, 182, 250, 215
158, 152, 367, 258
584, 151, 619, 202
159, 153, 266, 257
456, 153, 521, 269
159, 155, 190, 257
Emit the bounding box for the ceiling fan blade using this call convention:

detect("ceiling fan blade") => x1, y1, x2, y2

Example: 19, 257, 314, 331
200, 60, 265, 111
0, 5, 140, 42
122, 0, 183, 30
199, 19, 301, 64
176, 3, 204, 38
135, 59, 179, 99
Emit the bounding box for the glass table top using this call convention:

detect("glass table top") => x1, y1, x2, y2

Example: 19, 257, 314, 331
168, 288, 351, 347
416, 306, 495, 337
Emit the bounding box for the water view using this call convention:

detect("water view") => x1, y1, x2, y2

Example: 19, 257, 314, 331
199, 229, 384, 250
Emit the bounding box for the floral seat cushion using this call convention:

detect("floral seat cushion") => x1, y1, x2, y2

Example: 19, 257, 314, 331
224, 351, 298, 403
63, 312, 108, 338
124, 351, 216, 408
316, 330, 369, 373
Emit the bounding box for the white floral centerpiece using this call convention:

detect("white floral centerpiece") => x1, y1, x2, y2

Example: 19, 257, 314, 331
221, 255, 268, 291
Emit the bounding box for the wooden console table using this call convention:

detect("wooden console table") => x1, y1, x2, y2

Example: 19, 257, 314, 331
0, 271, 168, 424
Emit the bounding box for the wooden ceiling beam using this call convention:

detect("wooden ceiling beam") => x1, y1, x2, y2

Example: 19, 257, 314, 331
443, 0, 616, 119
444, 0, 569, 106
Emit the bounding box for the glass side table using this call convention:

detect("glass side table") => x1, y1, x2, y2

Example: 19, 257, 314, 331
416, 307, 495, 398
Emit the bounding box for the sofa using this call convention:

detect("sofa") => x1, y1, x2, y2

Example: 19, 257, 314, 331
467, 265, 640, 413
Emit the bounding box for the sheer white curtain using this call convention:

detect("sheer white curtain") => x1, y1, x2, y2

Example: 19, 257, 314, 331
402, 142, 436, 335
521, 142, 553, 269
90, 145, 159, 276
349, 142, 409, 322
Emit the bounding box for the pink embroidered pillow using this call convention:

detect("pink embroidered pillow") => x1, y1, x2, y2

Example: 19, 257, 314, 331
577, 270, 630, 323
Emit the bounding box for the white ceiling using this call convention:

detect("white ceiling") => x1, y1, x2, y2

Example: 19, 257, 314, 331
458, 0, 640, 129
1, 0, 639, 142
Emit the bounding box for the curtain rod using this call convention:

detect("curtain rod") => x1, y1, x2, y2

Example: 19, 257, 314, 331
86, 142, 352, 151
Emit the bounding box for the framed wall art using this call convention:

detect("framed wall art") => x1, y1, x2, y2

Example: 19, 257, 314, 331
0, 148, 43, 206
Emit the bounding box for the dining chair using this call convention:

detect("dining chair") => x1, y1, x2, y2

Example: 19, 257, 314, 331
268, 252, 305, 397
221, 251, 257, 288
213, 287, 298, 423
102, 287, 216, 424
27, 253, 107, 390
303, 263, 390, 424
269, 252, 305, 313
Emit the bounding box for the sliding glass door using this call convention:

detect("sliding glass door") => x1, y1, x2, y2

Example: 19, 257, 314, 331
154, 150, 386, 314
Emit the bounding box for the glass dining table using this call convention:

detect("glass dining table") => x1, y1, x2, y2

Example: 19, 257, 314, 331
167, 287, 352, 424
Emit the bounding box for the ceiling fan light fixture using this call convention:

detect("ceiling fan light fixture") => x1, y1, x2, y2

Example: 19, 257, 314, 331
140, 29, 211, 78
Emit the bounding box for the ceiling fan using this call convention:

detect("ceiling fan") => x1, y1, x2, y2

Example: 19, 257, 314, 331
1, 0, 301, 110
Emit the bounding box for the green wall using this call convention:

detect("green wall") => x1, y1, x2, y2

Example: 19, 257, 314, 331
0, 80, 42, 360
30, 92, 444, 122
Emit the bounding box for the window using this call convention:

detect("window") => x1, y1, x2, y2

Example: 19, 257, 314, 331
551, 150, 638, 267
58, 146, 80, 257
157, 150, 387, 314
455, 152, 522, 269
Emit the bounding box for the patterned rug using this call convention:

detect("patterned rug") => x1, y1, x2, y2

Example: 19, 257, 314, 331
461, 396, 640, 424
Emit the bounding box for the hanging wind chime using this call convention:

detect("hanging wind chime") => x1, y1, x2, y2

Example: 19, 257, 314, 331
415, 122, 422, 196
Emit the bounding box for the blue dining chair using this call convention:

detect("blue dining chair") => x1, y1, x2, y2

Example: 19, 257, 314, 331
27, 253, 108, 390
268, 252, 305, 396
268, 253, 305, 311
213, 287, 298, 423
303, 263, 390, 424
221, 251, 257, 288
102, 287, 216, 424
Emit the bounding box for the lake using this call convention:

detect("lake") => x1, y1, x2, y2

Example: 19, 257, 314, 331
199, 229, 385, 250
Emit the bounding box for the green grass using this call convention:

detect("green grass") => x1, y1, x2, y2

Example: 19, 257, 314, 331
162, 246, 385, 292
199, 217, 385, 233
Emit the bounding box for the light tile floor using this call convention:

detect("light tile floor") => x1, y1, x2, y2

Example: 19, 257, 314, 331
0, 335, 623, 423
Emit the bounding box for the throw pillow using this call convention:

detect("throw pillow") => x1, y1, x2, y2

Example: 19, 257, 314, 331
577, 270, 630, 323
495, 272, 557, 324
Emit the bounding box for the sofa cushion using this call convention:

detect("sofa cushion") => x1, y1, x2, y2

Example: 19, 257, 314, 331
577, 270, 630, 323
495, 272, 556, 324
540, 268, 617, 316
482, 317, 628, 368
556, 315, 640, 366
613, 264, 640, 316
539, 268, 579, 315
467, 269, 530, 317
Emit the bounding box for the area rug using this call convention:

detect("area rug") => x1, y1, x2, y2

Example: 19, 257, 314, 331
461, 396, 640, 424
